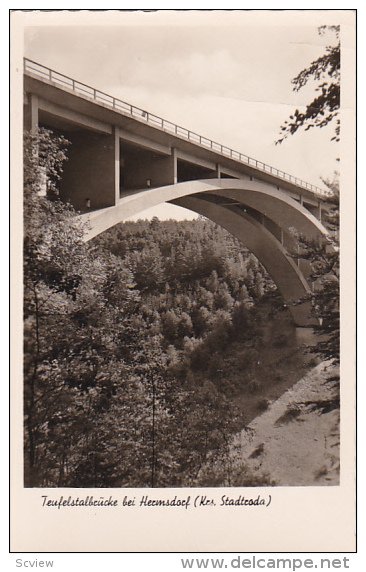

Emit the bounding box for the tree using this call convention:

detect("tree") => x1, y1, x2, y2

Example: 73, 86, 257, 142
280, 175, 340, 419
276, 26, 340, 144
124, 244, 165, 292
274, 25, 341, 367
24, 129, 161, 487
295, 176, 339, 365
25, 130, 285, 488
24, 128, 87, 485
273, 27, 341, 427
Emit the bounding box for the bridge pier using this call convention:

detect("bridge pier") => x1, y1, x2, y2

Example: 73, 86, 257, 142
24, 93, 39, 132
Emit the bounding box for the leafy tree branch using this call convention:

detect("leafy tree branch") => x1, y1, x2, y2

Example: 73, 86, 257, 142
276, 26, 340, 144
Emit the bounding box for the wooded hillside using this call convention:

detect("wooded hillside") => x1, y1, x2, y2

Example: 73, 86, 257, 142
24, 129, 314, 488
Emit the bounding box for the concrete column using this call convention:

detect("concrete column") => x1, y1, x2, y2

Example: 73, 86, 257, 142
171, 147, 178, 184
31, 95, 39, 131
114, 127, 120, 204
24, 93, 39, 131
318, 201, 322, 221
216, 164, 222, 179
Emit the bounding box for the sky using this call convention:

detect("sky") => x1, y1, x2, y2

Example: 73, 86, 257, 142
23, 10, 343, 220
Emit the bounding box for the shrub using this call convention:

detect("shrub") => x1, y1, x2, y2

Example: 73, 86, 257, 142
256, 398, 270, 412
275, 404, 302, 426
249, 443, 265, 459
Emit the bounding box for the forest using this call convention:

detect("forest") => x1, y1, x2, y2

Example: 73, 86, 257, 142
23, 128, 338, 488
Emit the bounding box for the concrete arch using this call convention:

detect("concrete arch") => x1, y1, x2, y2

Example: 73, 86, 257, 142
81, 179, 328, 326
83, 179, 327, 241
172, 195, 313, 326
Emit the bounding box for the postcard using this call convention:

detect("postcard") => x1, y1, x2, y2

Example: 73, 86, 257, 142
10, 8, 356, 553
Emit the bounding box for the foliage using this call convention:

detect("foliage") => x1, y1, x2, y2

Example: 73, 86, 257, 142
24, 129, 158, 486
276, 26, 340, 144
24, 129, 280, 487
274, 27, 341, 365
295, 176, 339, 365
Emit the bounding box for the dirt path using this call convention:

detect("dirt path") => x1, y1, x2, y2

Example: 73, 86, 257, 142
233, 362, 340, 486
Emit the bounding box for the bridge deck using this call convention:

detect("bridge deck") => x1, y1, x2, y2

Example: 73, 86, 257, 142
23, 58, 329, 200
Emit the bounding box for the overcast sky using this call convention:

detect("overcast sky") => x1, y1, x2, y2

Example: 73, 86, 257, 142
23, 10, 342, 219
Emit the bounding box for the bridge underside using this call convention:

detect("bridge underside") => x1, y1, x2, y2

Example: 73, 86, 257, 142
81, 179, 329, 327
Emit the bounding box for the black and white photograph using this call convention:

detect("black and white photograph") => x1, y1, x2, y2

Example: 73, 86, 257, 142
10, 8, 356, 553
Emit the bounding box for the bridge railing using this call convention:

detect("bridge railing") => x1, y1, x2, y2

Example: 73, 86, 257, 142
24, 58, 330, 198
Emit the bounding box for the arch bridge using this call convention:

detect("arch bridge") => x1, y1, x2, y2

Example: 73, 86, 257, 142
23, 58, 331, 327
